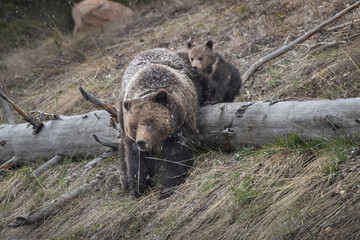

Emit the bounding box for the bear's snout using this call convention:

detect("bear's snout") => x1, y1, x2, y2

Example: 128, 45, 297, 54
192, 66, 197, 70
136, 140, 147, 150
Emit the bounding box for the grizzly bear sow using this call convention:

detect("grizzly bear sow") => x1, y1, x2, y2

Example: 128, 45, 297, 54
119, 49, 198, 199
188, 40, 242, 104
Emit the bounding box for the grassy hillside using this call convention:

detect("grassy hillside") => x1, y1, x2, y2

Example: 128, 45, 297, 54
1, 0, 360, 239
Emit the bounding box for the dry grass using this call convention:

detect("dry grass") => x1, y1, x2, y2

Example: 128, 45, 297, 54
1, 0, 360, 239
1, 138, 359, 239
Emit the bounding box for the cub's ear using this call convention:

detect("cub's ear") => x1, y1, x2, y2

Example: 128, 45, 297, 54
205, 40, 213, 50
123, 100, 131, 111
154, 89, 168, 106
187, 42, 194, 49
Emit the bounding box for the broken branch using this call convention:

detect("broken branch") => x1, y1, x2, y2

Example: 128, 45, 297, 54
84, 149, 118, 168
9, 172, 107, 228
93, 134, 120, 148
79, 87, 118, 118
0, 91, 43, 134
32, 154, 64, 177
326, 18, 360, 31
242, 0, 360, 85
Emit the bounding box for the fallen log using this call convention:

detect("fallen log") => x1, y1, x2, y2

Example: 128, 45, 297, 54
0, 110, 118, 164
197, 98, 360, 150
2, 98, 360, 164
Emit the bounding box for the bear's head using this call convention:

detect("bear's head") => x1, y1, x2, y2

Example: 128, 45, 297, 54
123, 89, 185, 152
187, 40, 216, 75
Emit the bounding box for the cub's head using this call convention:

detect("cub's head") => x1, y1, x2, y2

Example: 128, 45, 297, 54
187, 40, 216, 74
123, 90, 184, 151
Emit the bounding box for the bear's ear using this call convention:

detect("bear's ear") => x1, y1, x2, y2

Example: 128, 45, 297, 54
154, 89, 168, 106
123, 100, 131, 111
187, 42, 194, 49
205, 40, 213, 50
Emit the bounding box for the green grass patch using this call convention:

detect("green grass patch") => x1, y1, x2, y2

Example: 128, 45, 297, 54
231, 173, 257, 205
261, 133, 359, 176
234, 146, 255, 162
201, 175, 220, 193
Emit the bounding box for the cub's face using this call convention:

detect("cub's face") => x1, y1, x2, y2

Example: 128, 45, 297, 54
188, 40, 216, 74
123, 91, 175, 151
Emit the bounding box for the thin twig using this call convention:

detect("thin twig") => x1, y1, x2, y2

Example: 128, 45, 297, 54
9, 172, 107, 228
242, 0, 360, 85
326, 19, 360, 31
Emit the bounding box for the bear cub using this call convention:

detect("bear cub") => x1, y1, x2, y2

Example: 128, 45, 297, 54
188, 40, 241, 104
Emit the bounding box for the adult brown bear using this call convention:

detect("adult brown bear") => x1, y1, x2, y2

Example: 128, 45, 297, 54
119, 49, 199, 199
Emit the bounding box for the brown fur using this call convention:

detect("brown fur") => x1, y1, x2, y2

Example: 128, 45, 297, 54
176, 50, 213, 105
119, 49, 198, 198
188, 40, 242, 103
72, 0, 134, 38
124, 100, 173, 151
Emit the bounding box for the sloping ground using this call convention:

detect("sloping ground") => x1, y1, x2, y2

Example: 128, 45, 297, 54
1, 0, 360, 239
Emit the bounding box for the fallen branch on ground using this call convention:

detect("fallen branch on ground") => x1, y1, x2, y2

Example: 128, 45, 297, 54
32, 154, 64, 177
242, 1, 360, 85
326, 18, 360, 31
8, 172, 107, 228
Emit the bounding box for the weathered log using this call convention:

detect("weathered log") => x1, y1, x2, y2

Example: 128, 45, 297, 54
2, 98, 360, 164
197, 98, 360, 150
0, 110, 118, 163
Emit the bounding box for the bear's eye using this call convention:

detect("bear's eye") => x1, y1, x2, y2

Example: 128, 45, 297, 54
198, 56, 203, 61
144, 121, 151, 127
190, 57, 194, 62
132, 125, 137, 132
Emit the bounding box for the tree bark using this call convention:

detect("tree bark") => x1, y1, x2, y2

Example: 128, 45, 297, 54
1, 98, 360, 164
197, 98, 360, 150
0, 110, 118, 164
